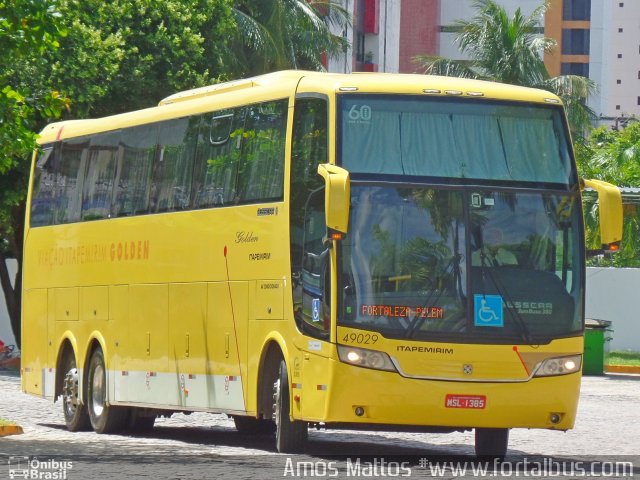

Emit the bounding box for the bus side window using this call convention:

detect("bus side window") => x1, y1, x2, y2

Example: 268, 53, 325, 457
82, 130, 119, 221
30, 145, 58, 227
150, 117, 200, 213
192, 108, 243, 209
57, 137, 89, 224
114, 124, 158, 217
290, 96, 329, 338
235, 99, 287, 204
300, 189, 330, 337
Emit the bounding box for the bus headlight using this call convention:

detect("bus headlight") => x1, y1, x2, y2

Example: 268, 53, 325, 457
337, 345, 397, 372
533, 355, 582, 377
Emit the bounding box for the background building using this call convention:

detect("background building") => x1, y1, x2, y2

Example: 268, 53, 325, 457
328, 0, 640, 124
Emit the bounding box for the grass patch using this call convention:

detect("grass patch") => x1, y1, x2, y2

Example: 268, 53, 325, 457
607, 351, 640, 367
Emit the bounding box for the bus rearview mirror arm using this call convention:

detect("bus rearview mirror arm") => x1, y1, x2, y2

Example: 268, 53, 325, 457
317, 163, 350, 235
580, 178, 623, 254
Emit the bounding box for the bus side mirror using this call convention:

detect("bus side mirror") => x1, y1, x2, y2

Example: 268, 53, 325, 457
581, 178, 623, 253
317, 163, 350, 234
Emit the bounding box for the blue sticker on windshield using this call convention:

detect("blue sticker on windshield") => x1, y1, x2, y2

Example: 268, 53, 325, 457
474, 295, 503, 327
312, 298, 321, 322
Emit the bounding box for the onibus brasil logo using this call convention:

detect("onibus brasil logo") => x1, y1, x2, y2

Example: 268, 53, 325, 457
8, 456, 73, 479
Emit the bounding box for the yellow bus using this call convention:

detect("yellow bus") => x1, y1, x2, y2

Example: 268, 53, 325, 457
22, 71, 622, 456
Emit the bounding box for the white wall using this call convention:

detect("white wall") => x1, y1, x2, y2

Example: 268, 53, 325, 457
328, 0, 355, 73
586, 267, 640, 352
0, 259, 18, 349
377, 0, 401, 73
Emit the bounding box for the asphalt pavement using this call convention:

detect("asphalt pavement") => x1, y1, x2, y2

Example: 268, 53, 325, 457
0, 371, 638, 479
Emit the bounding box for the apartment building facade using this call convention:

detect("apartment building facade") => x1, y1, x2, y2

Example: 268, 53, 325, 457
327, 0, 640, 122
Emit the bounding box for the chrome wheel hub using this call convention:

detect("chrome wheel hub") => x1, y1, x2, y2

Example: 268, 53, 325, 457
91, 362, 105, 417
63, 368, 80, 417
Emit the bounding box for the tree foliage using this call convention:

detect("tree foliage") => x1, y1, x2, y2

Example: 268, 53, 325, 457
1, 0, 68, 171
1, 0, 70, 347
575, 123, 640, 186
413, 0, 596, 136
11, 0, 237, 118
228, 0, 350, 76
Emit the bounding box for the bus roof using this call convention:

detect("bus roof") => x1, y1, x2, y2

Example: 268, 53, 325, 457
38, 70, 563, 144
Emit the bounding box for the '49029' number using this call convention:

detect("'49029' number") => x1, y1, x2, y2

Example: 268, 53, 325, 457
342, 332, 379, 345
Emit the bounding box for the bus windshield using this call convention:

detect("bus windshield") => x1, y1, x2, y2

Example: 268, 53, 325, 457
338, 95, 582, 343
339, 186, 583, 342
340, 95, 574, 185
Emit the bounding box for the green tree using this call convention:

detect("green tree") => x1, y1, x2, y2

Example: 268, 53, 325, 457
11, 0, 237, 118
413, 0, 595, 136
2, 0, 236, 347
229, 0, 350, 76
1, 0, 69, 348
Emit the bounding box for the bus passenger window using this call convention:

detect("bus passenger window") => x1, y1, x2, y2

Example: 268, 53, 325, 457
150, 117, 199, 213
82, 130, 119, 221
57, 137, 89, 224
235, 100, 287, 204
114, 124, 157, 217
30, 145, 58, 227
192, 108, 243, 209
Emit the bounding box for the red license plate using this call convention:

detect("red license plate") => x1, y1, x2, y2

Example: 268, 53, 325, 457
445, 394, 486, 409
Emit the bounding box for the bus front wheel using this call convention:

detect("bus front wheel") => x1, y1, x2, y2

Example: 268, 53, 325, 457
61, 352, 90, 432
475, 428, 509, 458
86, 347, 128, 433
273, 360, 307, 453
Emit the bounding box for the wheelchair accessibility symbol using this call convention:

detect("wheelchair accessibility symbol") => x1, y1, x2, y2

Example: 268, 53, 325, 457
474, 294, 504, 327
312, 298, 321, 322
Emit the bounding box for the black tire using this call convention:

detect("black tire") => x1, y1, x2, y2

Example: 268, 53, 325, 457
233, 415, 276, 435
61, 352, 91, 432
86, 348, 128, 433
273, 360, 307, 453
127, 408, 156, 434
475, 428, 509, 458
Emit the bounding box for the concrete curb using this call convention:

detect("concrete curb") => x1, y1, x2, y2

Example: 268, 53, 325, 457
0, 424, 24, 437
605, 365, 640, 374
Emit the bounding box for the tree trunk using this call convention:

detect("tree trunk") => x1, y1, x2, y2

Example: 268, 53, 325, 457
0, 253, 20, 349
0, 201, 25, 350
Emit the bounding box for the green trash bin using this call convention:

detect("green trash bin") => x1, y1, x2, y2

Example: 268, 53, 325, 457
583, 319, 613, 376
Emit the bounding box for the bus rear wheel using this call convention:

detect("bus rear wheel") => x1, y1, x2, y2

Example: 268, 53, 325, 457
61, 353, 90, 432
273, 360, 307, 453
87, 347, 128, 433
475, 428, 509, 458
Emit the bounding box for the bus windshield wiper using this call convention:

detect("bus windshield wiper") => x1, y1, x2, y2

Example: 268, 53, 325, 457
478, 261, 532, 344
405, 254, 461, 339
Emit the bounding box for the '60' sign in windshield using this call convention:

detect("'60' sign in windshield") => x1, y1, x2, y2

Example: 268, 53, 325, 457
347, 104, 372, 123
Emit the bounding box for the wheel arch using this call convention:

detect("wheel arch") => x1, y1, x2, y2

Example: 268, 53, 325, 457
256, 333, 290, 420
54, 333, 79, 402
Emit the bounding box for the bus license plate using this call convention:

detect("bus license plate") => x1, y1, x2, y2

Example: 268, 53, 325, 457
445, 394, 486, 409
